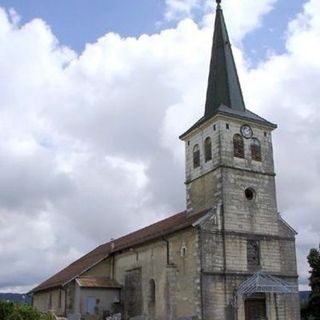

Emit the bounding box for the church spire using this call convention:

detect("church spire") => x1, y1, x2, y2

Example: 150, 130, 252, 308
204, 0, 246, 117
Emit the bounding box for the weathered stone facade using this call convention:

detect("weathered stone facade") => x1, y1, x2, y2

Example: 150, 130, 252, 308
113, 227, 201, 319
181, 114, 300, 319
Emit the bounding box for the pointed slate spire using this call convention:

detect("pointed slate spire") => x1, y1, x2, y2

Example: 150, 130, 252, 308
204, 0, 246, 117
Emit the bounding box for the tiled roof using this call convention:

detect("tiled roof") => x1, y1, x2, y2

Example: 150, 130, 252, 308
31, 243, 112, 293
76, 276, 121, 289
31, 210, 207, 293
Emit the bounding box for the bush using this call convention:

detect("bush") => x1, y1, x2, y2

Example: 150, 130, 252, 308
0, 301, 53, 320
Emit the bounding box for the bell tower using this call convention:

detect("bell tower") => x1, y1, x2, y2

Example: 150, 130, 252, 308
180, 0, 278, 230
180, 2, 300, 319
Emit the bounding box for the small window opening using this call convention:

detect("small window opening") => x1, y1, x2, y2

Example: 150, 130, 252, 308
226, 123, 229, 129
264, 132, 267, 137
204, 137, 212, 162
180, 242, 187, 257
245, 188, 255, 200
247, 240, 260, 269
193, 144, 200, 168
213, 124, 216, 131
244, 188, 255, 200
149, 279, 156, 303
251, 138, 262, 161
233, 134, 244, 158
187, 141, 190, 146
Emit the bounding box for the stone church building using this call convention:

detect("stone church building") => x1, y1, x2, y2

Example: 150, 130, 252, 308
31, 1, 301, 319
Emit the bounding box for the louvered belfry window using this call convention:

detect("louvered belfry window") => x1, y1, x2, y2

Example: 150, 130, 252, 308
193, 144, 200, 168
204, 137, 212, 162
251, 138, 262, 161
233, 134, 244, 158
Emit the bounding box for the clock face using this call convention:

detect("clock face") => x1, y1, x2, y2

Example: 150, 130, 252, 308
240, 125, 253, 139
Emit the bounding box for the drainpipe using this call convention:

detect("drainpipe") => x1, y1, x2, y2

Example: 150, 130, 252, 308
110, 253, 115, 280
221, 203, 227, 272
162, 238, 170, 265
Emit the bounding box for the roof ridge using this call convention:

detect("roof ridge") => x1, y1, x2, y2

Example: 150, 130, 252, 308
109, 210, 186, 250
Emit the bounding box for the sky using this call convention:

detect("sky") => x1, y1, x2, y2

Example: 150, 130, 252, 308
0, 0, 319, 293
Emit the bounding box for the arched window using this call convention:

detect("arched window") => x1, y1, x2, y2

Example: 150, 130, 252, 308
251, 138, 261, 161
233, 134, 244, 158
204, 137, 212, 162
149, 279, 156, 303
193, 144, 200, 168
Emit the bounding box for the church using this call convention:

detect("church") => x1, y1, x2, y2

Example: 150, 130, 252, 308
30, 1, 301, 319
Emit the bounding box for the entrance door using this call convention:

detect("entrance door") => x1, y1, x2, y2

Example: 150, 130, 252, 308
245, 298, 267, 320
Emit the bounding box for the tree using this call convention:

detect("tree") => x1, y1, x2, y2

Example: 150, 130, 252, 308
0, 301, 53, 320
307, 247, 320, 319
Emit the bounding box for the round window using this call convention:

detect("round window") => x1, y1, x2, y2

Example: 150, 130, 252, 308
245, 188, 255, 200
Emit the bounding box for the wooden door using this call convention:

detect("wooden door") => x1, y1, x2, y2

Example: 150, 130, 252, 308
245, 298, 267, 320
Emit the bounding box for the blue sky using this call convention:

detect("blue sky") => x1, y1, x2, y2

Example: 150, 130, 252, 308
243, 0, 305, 62
0, 0, 305, 63
0, 0, 165, 51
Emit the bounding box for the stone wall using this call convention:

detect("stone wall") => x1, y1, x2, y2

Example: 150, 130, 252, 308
202, 273, 300, 320
32, 288, 66, 316
184, 114, 300, 319
83, 258, 111, 278
114, 226, 200, 320
199, 207, 299, 319
183, 115, 275, 216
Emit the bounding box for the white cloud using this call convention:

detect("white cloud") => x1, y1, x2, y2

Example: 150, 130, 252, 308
242, 0, 320, 286
164, 0, 207, 21
165, 0, 277, 42
0, 0, 319, 292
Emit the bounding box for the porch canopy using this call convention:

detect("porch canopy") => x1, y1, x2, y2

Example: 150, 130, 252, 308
236, 272, 297, 297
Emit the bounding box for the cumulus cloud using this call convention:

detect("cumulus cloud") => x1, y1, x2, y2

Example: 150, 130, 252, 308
0, 0, 319, 292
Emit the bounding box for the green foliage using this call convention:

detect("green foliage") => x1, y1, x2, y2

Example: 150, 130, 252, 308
302, 247, 320, 320
0, 300, 53, 320
0, 300, 15, 319
308, 248, 320, 319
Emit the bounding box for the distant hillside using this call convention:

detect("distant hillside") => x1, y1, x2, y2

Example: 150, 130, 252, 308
0, 293, 31, 304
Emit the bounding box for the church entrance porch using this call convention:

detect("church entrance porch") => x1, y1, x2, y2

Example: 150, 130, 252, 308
244, 295, 266, 320
234, 272, 297, 320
